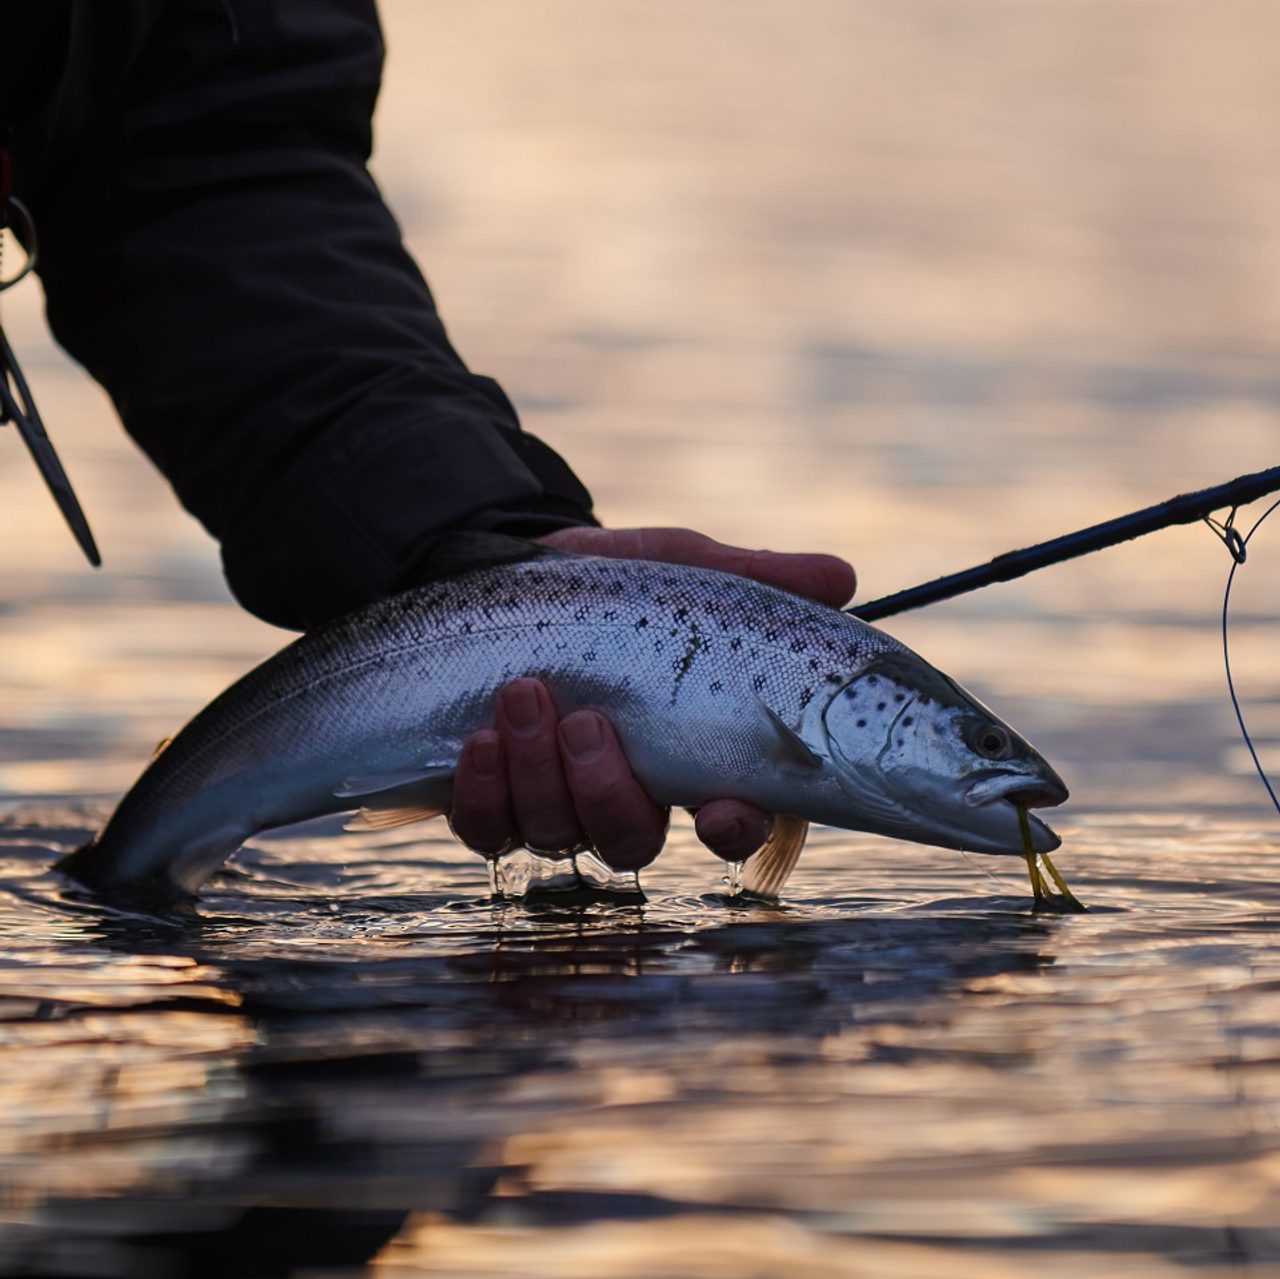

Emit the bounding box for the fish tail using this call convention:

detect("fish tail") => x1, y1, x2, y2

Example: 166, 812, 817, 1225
53, 838, 98, 887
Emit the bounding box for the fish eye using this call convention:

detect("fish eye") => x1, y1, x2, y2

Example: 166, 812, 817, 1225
972, 723, 1011, 758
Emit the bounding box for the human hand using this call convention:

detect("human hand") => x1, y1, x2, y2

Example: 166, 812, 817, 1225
448, 527, 855, 872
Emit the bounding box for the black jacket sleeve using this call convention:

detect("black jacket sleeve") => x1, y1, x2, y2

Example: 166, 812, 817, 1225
19, 0, 595, 629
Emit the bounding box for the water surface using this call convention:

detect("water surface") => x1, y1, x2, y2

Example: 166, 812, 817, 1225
1, 2, 1278, 1274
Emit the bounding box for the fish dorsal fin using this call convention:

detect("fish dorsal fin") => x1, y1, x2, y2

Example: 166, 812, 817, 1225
739, 814, 810, 899
342, 773, 455, 833
402, 532, 570, 588
756, 699, 823, 772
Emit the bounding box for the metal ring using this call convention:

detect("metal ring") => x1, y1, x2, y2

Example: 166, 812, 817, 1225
0, 198, 37, 291
1204, 511, 1248, 566
1224, 525, 1247, 565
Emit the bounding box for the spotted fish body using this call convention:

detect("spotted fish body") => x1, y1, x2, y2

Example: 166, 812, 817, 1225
60, 552, 1067, 903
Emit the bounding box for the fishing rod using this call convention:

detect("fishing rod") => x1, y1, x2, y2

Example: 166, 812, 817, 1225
850, 463, 1280, 623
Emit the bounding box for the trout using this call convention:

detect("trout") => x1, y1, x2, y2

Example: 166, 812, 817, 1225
59, 543, 1068, 904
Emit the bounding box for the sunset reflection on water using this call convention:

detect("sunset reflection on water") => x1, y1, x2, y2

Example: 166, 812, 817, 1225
1, 1, 1279, 1275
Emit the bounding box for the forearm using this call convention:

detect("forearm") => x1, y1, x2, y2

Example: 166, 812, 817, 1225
25, 0, 595, 628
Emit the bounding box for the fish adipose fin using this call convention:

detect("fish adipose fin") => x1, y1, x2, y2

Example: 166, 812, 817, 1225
739, 814, 810, 899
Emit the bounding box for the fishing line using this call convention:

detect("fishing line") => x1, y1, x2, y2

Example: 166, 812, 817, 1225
1220, 497, 1280, 818
957, 847, 1021, 896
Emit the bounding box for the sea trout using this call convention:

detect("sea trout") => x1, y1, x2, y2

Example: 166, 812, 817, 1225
59, 544, 1068, 905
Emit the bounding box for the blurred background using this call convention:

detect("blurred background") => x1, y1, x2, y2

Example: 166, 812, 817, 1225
0, 2, 1278, 1275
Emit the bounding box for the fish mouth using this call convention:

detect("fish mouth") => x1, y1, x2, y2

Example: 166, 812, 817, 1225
962, 769, 1069, 854
965, 770, 1069, 810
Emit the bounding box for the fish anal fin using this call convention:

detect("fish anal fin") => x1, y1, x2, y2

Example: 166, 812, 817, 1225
343, 775, 454, 833
345, 801, 448, 833
756, 700, 823, 773
739, 814, 810, 899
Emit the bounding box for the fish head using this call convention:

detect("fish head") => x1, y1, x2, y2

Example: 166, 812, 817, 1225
820, 649, 1067, 854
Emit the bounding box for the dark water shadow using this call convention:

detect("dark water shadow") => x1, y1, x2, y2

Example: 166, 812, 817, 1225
0, 875, 1069, 1277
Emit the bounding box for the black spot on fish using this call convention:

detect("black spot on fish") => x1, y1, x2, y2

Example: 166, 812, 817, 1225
635, 617, 649, 630
674, 606, 689, 622
790, 639, 806, 653
894, 693, 905, 703
583, 650, 597, 662
877, 702, 887, 712
798, 687, 814, 709
764, 629, 779, 642
902, 716, 914, 727
603, 609, 617, 621
753, 674, 767, 692
868, 676, 878, 686
574, 606, 589, 622
730, 637, 743, 651
826, 673, 843, 685
856, 718, 867, 728
709, 679, 723, 693
536, 619, 549, 631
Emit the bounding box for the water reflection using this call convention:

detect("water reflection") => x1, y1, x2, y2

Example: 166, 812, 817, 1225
0, 815, 1080, 1277
0, 815, 1274, 1272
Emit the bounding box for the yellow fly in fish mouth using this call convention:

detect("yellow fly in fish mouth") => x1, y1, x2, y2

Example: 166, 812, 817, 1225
1017, 802, 1085, 912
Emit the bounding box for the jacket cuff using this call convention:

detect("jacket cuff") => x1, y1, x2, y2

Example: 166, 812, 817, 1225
221, 414, 595, 630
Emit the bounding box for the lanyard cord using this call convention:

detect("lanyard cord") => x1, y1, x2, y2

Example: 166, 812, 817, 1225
0, 145, 102, 567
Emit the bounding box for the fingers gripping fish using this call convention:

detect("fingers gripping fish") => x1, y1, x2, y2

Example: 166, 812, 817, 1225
58, 542, 1068, 906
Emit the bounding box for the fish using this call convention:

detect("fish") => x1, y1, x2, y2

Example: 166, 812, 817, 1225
57, 539, 1068, 906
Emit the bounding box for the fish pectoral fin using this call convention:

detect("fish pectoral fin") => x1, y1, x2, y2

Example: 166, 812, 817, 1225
343, 774, 455, 833
754, 699, 824, 773
738, 814, 810, 899
335, 765, 454, 799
